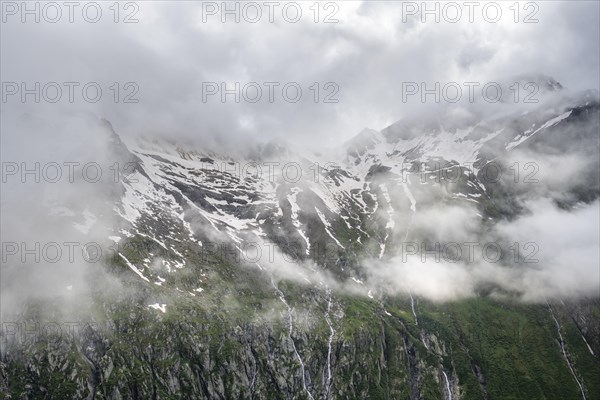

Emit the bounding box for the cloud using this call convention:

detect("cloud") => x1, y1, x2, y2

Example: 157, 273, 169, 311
1, 1, 598, 314
495, 199, 600, 301
1, 1, 598, 148
361, 199, 600, 302
0, 113, 128, 319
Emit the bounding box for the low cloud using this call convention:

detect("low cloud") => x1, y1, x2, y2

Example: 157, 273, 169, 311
360, 199, 600, 302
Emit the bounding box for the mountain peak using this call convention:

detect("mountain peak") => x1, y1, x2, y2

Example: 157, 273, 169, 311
509, 73, 563, 91
344, 128, 383, 156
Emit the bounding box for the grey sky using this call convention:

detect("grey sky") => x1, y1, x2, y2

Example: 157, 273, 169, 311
1, 0, 599, 149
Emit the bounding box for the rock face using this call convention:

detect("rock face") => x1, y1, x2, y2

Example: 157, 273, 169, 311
1, 85, 599, 399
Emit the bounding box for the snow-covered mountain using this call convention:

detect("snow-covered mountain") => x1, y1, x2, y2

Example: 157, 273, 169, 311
2, 81, 599, 399
97, 86, 598, 288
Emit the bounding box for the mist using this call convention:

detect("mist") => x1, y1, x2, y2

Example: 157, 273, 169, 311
1, 1, 599, 321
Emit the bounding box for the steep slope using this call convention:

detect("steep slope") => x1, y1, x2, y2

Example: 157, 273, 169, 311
1, 87, 599, 399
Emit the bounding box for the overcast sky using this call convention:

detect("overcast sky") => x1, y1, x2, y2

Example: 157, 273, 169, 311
1, 0, 599, 148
